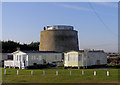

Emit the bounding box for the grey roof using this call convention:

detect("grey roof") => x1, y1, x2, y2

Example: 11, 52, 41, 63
21, 50, 60, 53
64, 50, 83, 53
0, 53, 12, 55
64, 50, 104, 53
89, 50, 104, 52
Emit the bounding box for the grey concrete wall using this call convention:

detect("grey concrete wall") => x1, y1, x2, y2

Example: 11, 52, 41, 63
39, 30, 79, 52
0, 54, 8, 67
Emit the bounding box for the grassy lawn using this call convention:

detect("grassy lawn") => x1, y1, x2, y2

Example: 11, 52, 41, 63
1, 68, 119, 83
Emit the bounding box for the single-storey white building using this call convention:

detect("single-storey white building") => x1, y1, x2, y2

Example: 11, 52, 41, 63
0, 53, 12, 67
64, 50, 107, 68
4, 50, 63, 69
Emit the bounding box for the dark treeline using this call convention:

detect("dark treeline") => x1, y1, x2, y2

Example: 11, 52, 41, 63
0, 40, 40, 53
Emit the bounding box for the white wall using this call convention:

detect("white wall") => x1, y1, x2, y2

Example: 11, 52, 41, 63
64, 51, 79, 67
12, 51, 28, 69
28, 53, 62, 66
5, 51, 63, 69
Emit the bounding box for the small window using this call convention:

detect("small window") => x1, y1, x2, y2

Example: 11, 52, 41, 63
36, 56, 39, 60
32, 56, 36, 60
19, 55, 21, 61
23, 55, 26, 61
68, 55, 70, 61
31, 56, 34, 60
44, 56, 46, 60
39, 56, 42, 60
78, 54, 81, 61
17, 55, 18, 61
55, 55, 57, 60
78, 56, 80, 61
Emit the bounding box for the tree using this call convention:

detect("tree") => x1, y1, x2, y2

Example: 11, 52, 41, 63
1, 40, 40, 53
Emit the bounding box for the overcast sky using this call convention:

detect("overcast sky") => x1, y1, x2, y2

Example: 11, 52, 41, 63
2, 2, 118, 52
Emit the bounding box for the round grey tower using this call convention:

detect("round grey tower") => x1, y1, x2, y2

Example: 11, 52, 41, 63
39, 25, 79, 52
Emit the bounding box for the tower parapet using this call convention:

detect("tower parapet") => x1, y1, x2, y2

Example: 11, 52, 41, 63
40, 25, 79, 52
44, 25, 74, 30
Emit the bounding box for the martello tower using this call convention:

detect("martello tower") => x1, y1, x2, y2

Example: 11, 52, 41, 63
39, 25, 79, 52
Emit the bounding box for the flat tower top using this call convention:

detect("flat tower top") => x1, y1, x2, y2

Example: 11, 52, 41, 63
44, 25, 74, 30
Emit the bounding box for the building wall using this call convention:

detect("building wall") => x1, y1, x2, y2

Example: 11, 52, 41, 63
5, 51, 63, 69
64, 51, 79, 67
87, 52, 107, 66
39, 30, 79, 52
4, 51, 28, 69
13, 51, 28, 68
28, 53, 62, 66
0, 53, 8, 60
64, 51, 107, 67
13, 51, 28, 63
0, 53, 8, 67
78, 53, 84, 66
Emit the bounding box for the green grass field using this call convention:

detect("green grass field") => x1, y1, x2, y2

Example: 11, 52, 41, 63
1, 68, 119, 83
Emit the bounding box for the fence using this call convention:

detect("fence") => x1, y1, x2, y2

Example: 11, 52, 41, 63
3, 69, 110, 76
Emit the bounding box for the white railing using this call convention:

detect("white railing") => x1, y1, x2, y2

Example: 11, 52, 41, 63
4, 60, 21, 68
4, 60, 26, 69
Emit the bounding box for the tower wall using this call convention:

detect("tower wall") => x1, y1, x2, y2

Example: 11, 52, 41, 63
39, 30, 79, 52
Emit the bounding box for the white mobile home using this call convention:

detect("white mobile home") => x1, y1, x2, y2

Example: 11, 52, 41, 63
4, 50, 63, 69
64, 50, 107, 68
